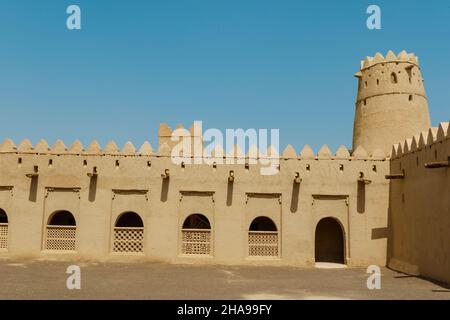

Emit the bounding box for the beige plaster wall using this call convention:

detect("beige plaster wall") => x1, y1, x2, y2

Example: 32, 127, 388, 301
388, 122, 450, 284
0, 136, 389, 267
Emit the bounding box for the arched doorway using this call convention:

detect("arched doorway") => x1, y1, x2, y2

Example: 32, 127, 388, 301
315, 217, 345, 264
181, 214, 211, 255
113, 211, 144, 253
248, 216, 279, 257
0, 209, 8, 249
45, 210, 77, 251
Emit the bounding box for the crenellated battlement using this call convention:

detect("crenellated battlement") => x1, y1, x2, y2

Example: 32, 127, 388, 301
0, 138, 154, 156
358, 50, 419, 71
390, 121, 450, 158
0, 131, 387, 161
355, 50, 426, 103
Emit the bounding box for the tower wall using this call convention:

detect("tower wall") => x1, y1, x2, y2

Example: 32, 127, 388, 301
353, 51, 431, 155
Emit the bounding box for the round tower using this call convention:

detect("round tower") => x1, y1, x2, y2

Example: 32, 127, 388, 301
352, 50, 431, 155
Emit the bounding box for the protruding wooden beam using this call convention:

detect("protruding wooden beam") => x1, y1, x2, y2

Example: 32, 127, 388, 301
87, 166, 98, 177
228, 170, 235, 183
358, 172, 372, 184
26, 166, 39, 178
385, 173, 405, 179
424, 160, 449, 169
294, 172, 302, 184
161, 169, 170, 179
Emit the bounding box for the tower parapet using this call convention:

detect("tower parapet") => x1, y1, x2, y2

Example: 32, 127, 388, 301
352, 50, 431, 155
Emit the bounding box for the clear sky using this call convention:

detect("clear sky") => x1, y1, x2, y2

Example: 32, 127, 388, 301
0, 0, 449, 153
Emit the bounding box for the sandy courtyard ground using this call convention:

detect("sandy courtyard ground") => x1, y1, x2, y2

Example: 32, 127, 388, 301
0, 258, 449, 300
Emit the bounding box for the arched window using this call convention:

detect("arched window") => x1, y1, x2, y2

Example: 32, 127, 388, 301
48, 210, 76, 226
116, 212, 143, 227
391, 72, 398, 84
0, 209, 8, 249
181, 214, 211, 255
183, 214, 211, 229
249, 217, 277, 231
113, 212, 144, 253
248, 216, 279, 257
45, 210, 76, 251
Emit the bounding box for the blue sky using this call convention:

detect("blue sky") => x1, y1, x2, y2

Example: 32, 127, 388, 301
0, 0, 449, 153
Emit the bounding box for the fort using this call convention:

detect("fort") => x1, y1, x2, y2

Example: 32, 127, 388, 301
0, 50, 448, 285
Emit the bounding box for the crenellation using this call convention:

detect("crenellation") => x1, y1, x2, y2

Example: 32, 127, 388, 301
403, 138, 413, 154
18, 139, 33, 152
157, 142, 171, 156
385, 50, 396, 61
388, 121, 449, 159
372, 52, 384, 64
447, 121, 450, 139
0, 139, 16, 152
437, 122, 449, 142
211, 144, 225, 159
360, 51, 420, 71
335, 145, 350, 158
418, 131, 428, 149
34, 139, 50, 153
121, 141, 136, 154
317, 145, 332, 158
299, 144, 315, 159
51, 139, 67, 154
427, 127, 438, 145
104, 140, 119, 153
86, 140, 101, 154
246, 144, 258, 159
69, 140, 84, 153
391, 144, 398, 158
397, 50, 409, 61
0, 136, 404, 161
267, 145, 279, 158
396, 143, 403, 158
158, 123, 173, 137
282, 144, 296, 158
410, 135, 419, 152
227, 144, 245, 159
352, 145, 368, 158
138, 141, 153, 155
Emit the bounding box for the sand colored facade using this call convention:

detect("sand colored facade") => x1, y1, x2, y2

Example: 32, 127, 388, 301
387, 123, 450, 284
0, 137, 390, 267
0, 50, 448, 284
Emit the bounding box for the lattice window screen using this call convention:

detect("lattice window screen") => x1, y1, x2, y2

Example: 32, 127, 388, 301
181, 229, 211, 255
0, 223, 8, 249
113, 227, 144, 253
45, 226, 76, 251
248, 231, 279, 257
